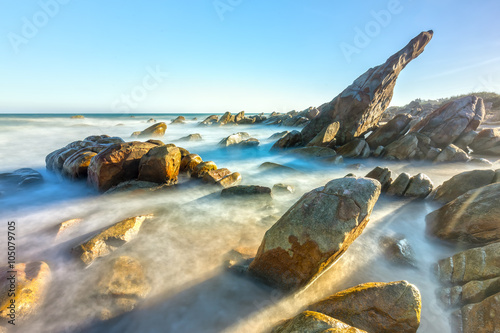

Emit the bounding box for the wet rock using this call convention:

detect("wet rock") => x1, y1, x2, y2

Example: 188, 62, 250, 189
104, 180, 166, 195
272, 183, 295, 194
218, 132, 250, 147
366, 114, 413, 149
434, 169, 496, 203
336, 139, 370, 158
87, 142, 157, 192
146, 139, 164, 146
137, 146, 181, 185
435, 242, 500, 285
178, 133, 202, 142
410, 96, 485, 148
171, 116, 186, 124
404, 173, 433, 198
438, 276, 500, 308
62, 150, 98, 179
306, 122, 339, 147
426, 183, 500, 245
221, 185, 272, 199
72, 215, 150, 265
191, 161, 217, 178
96, 256, 151, 320
202, 168, 232, 184
271, 130, 303, 150
218, 112, 235, 125
386, 173, 411, 196
0, 262, 51, 321
469, 128, 500, 156
307, 281, 421, 333
461, 292, 500, 333
248, 177, 381, 291
217, 172, 242, 188
0, 168, 43, 189
268, 131, 290, 140
434, 144, 469, 163
287, 147, 337, 159
258, 162, 298, 174
70, 115, 85, 119
200, 115, 219, 126
301, 31, 433, 145
365, 167, 393, 191
132, 122, 167, 138
238, 138, 260, 148
235, 111, 245, 123
270, 311, 368, 333
180, 154, 202, 174
379, 234, 417, 268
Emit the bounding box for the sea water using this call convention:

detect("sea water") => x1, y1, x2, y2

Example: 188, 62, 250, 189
0, 113, 498, 332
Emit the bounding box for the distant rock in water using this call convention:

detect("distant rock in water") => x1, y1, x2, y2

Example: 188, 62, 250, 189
178, 133, 202, 142
302, 30, 433, 146
171, 116, 185, 124
70, 115, 85, 119
0, 168, 43, 189
248, 177, 381, 291
131, 122, 167, 138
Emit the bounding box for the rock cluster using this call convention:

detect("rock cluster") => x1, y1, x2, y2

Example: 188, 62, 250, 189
365, 167, 434, 198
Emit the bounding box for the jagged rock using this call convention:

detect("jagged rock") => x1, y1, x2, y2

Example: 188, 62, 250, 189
365, 167, 393, 191
287, 147, 337, 159
434, 144, 469, 163
272, 183, 295, 194
217, 172, 242, 188
307, 281, 422, 333
336, 139, 370, 158
178, 133, 202, 142
0, 168, 43, 189
72, 216, 150, 265
454, 130, 478, 151
191, 161, 217, 178
248, 177, 380, 291
137, 146, 181, 185
270, 311, 367, 333
171, 116, 186, 124
367, 114, 413, 149
235, 111, 245, 123
96, 256, 151, 320
426, 183, 500, 245
132, 122, 167, 138
404, 173, 433, 198
469, 128, 500, 156
218, 112, 235, 125
379, 234, 417, 268
302, 31, 433, 146
438, 277, 500, 308
202, 168, 232, 184
434, 169, 497, 203
180, 154, 202, 174
218, 132, 250, 147
372, 146, 385, 157
386, 173, 411, 196
268, 131, 290, 140
383, 133, 419, 160
271, 130, 303, 150
221, 185, 272, 199
87, 142, 157, 192
0, 262, 51, 322
306, 122, 340, 147
461, 292, 500, 333
200, 115, 219, 126
410, 96, 485, 148
435, 242, 500, 285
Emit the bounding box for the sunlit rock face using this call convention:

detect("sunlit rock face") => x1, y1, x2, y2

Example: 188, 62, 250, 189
248, 177, 381, 291
301, 30, 433, 146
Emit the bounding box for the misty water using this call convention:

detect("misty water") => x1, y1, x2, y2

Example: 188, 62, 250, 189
1, 114, 498, 333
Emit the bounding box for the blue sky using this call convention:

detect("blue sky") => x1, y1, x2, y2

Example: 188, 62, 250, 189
0, 0, 499, 113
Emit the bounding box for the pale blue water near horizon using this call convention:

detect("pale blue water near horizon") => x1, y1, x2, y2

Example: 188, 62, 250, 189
1, 113, 498, 332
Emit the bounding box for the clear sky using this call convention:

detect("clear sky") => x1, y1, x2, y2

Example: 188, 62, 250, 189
1, 0, 499, 113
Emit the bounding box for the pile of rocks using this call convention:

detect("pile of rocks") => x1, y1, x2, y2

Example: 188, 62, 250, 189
365, 166, 434, 198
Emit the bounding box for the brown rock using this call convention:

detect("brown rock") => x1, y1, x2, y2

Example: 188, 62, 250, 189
191, 161, 217, 178
366, 114, 413, 149
180, 154, 202, 174
461, 293, 500, 333
134, 122, 167, 138
386, 173, 411, 196
434, 169, 496, 203
271, 130, 303, 150
217, 172, 242, 188
235, 111, 245, 123
365, 167, 393, 191
336, 139, 370, 158
470, 128, 500, 156
137, 146, 181, 184
202, 168, 232, 184
404, 173, 433, 198
62, 150, 98, 179
218, 112, 235, 125
307, 281, 422, 333
271, 311, 367, 333
200, 115, 219, 126
248, 177, 380, 291
434, 144, 469, 163
307, 122, 340, 147
219, 132, 250, 147
171, 116, 186, 124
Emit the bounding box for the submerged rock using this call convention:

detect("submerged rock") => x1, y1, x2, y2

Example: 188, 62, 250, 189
286, 147, 337, 159
218, 132, 250, 147
272, 183, 295, 195
248, 177, 380, 291
379, 234, 417, 268
221, 185, 272, 199
200, 115, 219, 126
0, 168, 43, 189
72, 215, 150, 266
258, 162, 298, 174
308, 281, 421, 333
171, 116, 186, 124
271, 311, 367, 333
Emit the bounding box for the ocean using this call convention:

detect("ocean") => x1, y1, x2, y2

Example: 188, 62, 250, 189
1, 113, 496, 332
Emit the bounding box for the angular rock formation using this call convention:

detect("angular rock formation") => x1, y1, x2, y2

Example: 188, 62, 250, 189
271, 130, 303, 150
307, 281, 421, 333
137, 146, 181, 184
426, 183, 500, 245
271, 311, 367, 333
386, 173, 411, 196
178, 133, 202, 142
410, 96, 485, 148
336, 139, 370, 158
171, 116, 186, 124
366, 114, 413, 149
434, 144, 469, 163
302, 30, 433, 145
248, 177, 380, 291
180, 154, 202, 174
202, 168, 232, 184
434, 169, 498, 203
470, 128, 500, 156
365, 167, 393, 191
404, 173, 433, 198
217, 172, 242, 188
306, 122, 339, 147
461, 293, 500, 333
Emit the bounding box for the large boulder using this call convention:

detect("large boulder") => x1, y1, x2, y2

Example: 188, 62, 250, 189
62, 149, 98, 179
434, 169, 497, 203
307, 281, 421, 333
218, 112, 235, 125
221, 185, 272, 199
426, 182, 500, 245
336, 139, 370, 158
433, 144, 469, 163
469, 128, 500, 155
218, 132, 250, 147
180, 154, 202, 174
132, 122, 167, 138
270, 311, 367, 333
438, 276, 500, 309
248, 177, 381, 291
217, 172, 242, 188
461, 292, 500, 333
271, 130, 303, 150
0, 262, 51, 322
366, 114, 413, 149
301, 31, 433, 146
404, 173, 433, 198
410, 96, 485, 148
191, 161, 217, 178
72, 215, 150, 265
87, 142, 156, 192
137, 146, 181, 184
